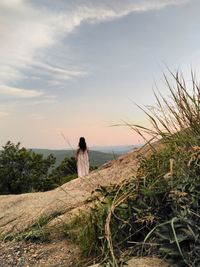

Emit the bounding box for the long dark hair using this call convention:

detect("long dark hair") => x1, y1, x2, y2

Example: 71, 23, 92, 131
78, 137, 87, 151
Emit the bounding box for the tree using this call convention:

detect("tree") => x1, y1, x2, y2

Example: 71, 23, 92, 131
50, 156, 77, 186
0, 141, 56, 194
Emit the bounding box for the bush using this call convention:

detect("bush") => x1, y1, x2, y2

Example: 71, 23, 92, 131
0, 142, 82, 194
49, 156, 77, 186
4, 215, 53, 243
0, 141, 56, 194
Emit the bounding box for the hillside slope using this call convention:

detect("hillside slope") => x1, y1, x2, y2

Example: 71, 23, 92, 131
0, 142, 168, 267
0, 148, 139, 237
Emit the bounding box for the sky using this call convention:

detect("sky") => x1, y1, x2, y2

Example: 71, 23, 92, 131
1, 0, 200, 149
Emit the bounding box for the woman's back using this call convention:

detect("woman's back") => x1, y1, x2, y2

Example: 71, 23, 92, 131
76, 137, 89, 177
77, 148, 89, 177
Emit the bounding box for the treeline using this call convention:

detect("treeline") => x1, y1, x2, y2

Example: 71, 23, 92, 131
0, 141, 81, 194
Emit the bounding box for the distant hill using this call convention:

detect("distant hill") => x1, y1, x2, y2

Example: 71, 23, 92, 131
31, 149, 119, 167
0, 145, 139, 167
90, 145, 141, 154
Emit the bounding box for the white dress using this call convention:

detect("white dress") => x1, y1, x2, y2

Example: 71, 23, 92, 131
77, 149, 89, 177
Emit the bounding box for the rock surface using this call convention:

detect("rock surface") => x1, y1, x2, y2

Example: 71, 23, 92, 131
0, 143, 166, 267
88, 257, 170, 267
0, 148, 143, 237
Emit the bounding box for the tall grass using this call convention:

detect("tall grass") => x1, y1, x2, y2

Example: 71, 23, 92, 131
64, 70, 200, 267
132, 70, 200, 146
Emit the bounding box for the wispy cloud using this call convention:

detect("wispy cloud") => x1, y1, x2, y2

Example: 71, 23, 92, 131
0, 0, 24, 8
0, 0, 189, 87
31, 114, 47, 121
27, 95, 57, 106
32, 62, 88, 80
0, 85, 43, 98
0, 111, 9, 118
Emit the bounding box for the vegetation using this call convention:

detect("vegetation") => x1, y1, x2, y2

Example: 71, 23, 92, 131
0, 143, 77, 194
3, 213, 63, 243
5, 215, 51, 243
0, 141, 56, 194
0, 142, 100, 194
64, 71, 200, 266
49, 156, 77, 185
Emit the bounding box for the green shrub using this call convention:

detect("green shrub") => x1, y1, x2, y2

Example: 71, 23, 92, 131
0, 141, 56, 194
0, 142, 80, 194
4, 215, 52, 243
49, 157, 77, 186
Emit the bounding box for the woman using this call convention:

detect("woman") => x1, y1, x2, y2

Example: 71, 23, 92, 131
76, 137, 89, 177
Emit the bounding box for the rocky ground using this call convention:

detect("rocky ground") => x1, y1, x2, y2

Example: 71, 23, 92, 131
0, 143, 168, 267
0, 239, 171, 267
89, 257, 170, 267
0, 147, 143, 237
0, 239, 81, 267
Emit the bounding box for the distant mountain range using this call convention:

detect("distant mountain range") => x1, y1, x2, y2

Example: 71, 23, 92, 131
0, 145, 140, 168
90, 145, 141, 154
32, 145, 140, 167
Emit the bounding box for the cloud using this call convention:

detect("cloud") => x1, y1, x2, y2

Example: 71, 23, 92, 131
27, 95, 57, 105
0, 0, 189, 87
0, 0, 24, 8
0, 1, 56, 85
0, 111, 9, 118
0, 85, 43, 98
0, 65, 25, 84
32, 62, 88, 80
31, 114, 47, 121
